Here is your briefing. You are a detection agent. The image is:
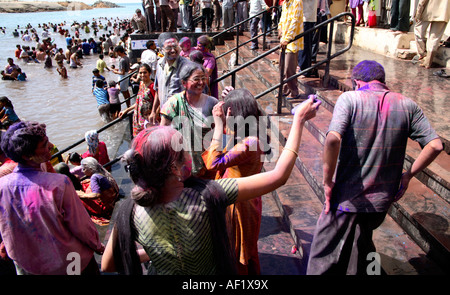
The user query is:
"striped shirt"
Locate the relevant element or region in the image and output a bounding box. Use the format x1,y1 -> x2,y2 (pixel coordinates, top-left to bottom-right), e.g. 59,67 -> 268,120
278,0 -> 304,53
328,82 -> 439,212
132,178 -> 238,275
93,87 -> 109,106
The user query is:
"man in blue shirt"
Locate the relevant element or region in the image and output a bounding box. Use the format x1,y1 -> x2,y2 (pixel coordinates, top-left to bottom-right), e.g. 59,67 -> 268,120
82,39 -> 91,55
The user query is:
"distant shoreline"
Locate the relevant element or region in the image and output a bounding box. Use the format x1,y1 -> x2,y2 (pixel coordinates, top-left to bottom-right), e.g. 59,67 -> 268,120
0,1 -> 121,13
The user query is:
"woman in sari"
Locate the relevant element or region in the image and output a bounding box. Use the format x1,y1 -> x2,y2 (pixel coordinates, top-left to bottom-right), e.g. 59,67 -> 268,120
82,130 -> 111,170
77,157 -> 119,225
100,96 -> 320,275
160,61 -> 218,178
202,88 -> 269,274
119,63 -> 158,136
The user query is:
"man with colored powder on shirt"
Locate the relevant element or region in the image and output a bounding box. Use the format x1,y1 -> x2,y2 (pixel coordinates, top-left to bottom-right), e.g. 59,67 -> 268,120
307,60 -> 443,275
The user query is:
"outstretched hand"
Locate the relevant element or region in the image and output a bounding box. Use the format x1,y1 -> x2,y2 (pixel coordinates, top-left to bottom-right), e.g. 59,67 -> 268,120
293,96 -> 320,123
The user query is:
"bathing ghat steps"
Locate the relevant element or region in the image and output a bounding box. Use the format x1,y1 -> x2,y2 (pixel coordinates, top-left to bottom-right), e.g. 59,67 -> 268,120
212,31 -> 450,274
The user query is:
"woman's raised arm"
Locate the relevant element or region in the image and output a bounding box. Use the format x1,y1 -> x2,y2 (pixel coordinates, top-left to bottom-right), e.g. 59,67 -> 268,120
235,97 -> 320,202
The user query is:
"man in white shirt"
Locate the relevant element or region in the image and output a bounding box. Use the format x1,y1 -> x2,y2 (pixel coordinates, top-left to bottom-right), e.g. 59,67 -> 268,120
140,40 -> 158,80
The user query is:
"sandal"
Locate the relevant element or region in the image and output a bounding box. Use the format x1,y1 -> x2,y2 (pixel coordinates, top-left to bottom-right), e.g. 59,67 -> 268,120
433,69 -> 449,78
411,55 -> 424,64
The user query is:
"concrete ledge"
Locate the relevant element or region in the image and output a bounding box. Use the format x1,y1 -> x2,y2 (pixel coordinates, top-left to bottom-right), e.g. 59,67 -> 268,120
333,22 -> 450,68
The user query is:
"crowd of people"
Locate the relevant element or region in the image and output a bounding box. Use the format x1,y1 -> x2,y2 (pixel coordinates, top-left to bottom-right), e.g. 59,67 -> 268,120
0,0 -> 447,276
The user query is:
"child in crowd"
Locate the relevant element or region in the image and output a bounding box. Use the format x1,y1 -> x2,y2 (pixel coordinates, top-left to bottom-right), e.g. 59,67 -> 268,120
96,54 -> 110,73
107,80 -> 121,120
0,96 -> 20,130
92,68 -> 106,92
65,152 -> 84,180
179,37 -> 194,58
44,50 -> 53,68
93,79 -> 111,122
1,69 -> 18,81
57,60 -> 68,79
15,44 -> 22,59
140,101 -> 153,130
16,68 -> 27,81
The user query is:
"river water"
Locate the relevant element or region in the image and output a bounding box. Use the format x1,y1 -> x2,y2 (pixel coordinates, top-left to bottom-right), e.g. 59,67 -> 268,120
0,3 -> 141,157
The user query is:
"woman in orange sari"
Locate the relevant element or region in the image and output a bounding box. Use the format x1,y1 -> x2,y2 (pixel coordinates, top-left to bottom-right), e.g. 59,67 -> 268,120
202,88 -> 270,274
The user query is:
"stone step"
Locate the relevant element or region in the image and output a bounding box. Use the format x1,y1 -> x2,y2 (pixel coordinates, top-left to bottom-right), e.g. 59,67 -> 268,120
260,93 -> 446,274
214,36 -> 449,273
258,193 -> 305,275
221,33 -> 450,200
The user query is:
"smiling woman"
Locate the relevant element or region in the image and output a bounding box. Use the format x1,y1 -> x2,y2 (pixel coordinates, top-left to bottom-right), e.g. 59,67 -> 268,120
160,61 -> 218,178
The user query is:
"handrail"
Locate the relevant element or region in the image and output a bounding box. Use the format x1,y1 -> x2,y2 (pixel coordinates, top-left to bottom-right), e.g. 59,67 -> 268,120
51,70 -> 138,162
117,69 -> 137,84
212,5 -> 280,74
212,12 -> 356,114
51,13 -> 355,170
50,111 -> 133,160
215,26 -> 276,60
212,5 -> 279,40
121,92 -> 137,105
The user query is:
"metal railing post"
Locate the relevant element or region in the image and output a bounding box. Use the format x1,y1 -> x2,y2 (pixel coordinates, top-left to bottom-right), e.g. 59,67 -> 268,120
324,21 -> 334,88
277,47 -> 285,114
262,11 -> 267,50
235,25 -> 240,66
128,114 -> 134,139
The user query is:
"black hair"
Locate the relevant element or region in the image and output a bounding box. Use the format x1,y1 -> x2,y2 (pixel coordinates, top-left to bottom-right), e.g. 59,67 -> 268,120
69,152 -> 82,163
96,79 -> 105,88
140,101 -> 153,117
222,89 -> 271,155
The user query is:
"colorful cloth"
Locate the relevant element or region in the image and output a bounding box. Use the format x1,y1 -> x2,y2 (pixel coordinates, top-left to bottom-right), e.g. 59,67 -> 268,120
349,0 -> 365,9
160,91 -> 217,176
278,0 -> 304,53
84,130 -> 99,156
93,87 -> 109,106
133,178 -> 238,275
0,164 -> 103,274
82,141 -> 111,168
202,51 -> 219,99
202,136 -> 263,274
80,173 -> 119,225
133,81 -> 156,136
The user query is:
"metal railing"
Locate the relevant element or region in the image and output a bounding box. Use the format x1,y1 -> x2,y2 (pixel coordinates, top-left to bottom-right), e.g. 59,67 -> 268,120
211,12 -> 356,114
52,12 -> 355,169
212,5 -> 281,88
50,69 -> 138,168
